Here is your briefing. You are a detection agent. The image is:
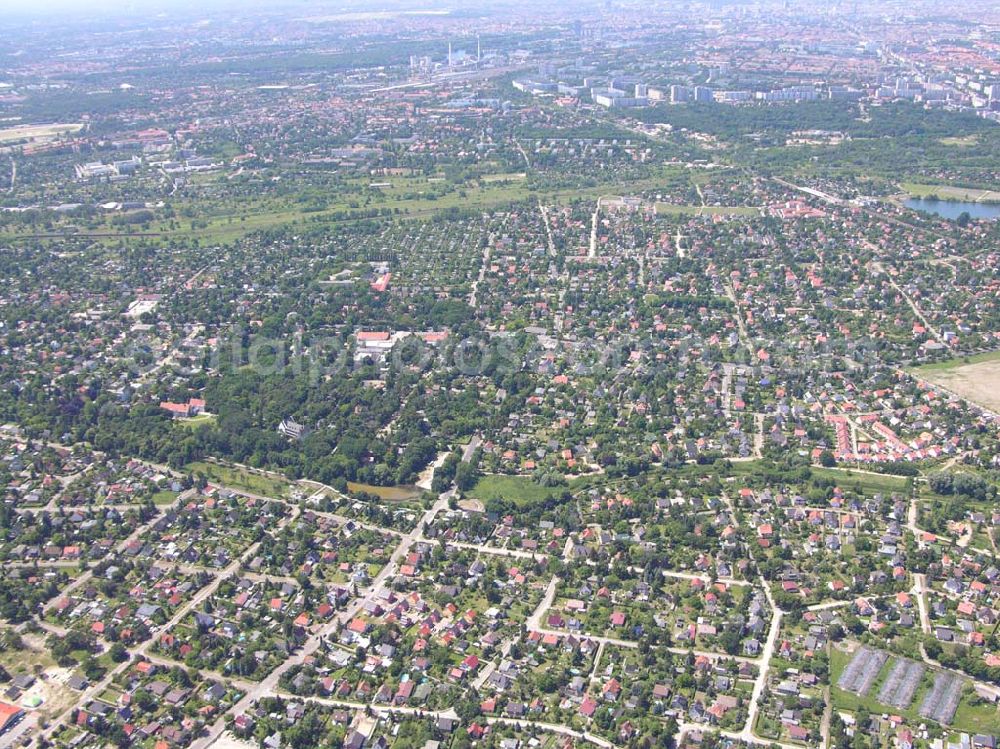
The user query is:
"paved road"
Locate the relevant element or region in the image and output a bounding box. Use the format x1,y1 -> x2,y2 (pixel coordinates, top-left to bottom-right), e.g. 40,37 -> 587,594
723,285 -> 750,347
469,242 -> 492,310
461,435 -> 481,463
486,717 -> 616,749
741,603 -> 783,742
772,176 -> 842,205
41,489 -> 195,616
626,566 -> 751,588
13,463 -> 95,514
588,198 -> 602,258
15,502 -> 146,516
674,226 -> 686,258
526,577 -> 559,631
717,489 -> 789,746
33,503 -> 295,746
677,721 -> 802,749
445,540 -> 543,560
0,711 -> 37,749
189,492 -> 454,749
905,491 -> 953,547
6,560 -> 81,569
872,259 -> 941,341
912,572 -> 932,635
908,374 -> 1000,422
538,200 -> 557,257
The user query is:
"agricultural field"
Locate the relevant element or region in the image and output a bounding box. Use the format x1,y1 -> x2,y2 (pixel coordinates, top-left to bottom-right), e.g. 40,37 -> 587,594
0,122 -> 83,145
901,182 -> 1000,203
912,350 -> 1000,414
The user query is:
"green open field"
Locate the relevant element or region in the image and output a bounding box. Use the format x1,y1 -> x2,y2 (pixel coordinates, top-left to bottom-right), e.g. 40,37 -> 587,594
185,460 -> 291,497
952,697 -> 1000,734
910,350 -> 1000,414
655,203 -> 761,217
468,474 -> 565,507
0,632 -> 82,723
911,349 -> 1000,376
901,182 -> 1000,203
0,172 -> 534,244
0,122 -> 83,144
0,165 -> 691,247
347,481 -> 422,502
150,489 -> 179,505
176,413 -> 216,429
807,465 -> 912,494
675,458 -> 913,495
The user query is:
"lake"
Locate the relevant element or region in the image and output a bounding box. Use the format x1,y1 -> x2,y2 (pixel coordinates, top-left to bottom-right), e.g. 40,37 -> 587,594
904,198 -> 1000,221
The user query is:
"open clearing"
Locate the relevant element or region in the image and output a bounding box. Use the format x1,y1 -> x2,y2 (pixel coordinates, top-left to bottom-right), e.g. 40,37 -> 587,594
806,465 -> 911,494
0,165 -> 689,247
185,459 -> 291,497
901,182 -> 1000,203
468,473 -> 573,507
0,123 -> 83,144
0,633 -> 79,722
177,412 -> 217,429
480,171 -> 527,182
346,481 -> 422,502
655,203 -> 761,217
911,350 -> 1000,413
939,135 -> 979,147
212,736 -> 259,749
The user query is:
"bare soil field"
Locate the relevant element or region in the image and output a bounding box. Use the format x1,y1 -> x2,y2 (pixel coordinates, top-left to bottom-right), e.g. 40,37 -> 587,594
915,353 -> 1000,414
213,735 -> 259,749
0,633 -> 78,723
0,123 -> 83,144
458,498 -> 485,512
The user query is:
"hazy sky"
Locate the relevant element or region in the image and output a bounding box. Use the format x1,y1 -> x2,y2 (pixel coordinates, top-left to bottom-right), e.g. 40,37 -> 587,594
1,0 -> 356,18
2,0 -> 454,14
3,0 -> 191,17
5,0 -> 144,11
